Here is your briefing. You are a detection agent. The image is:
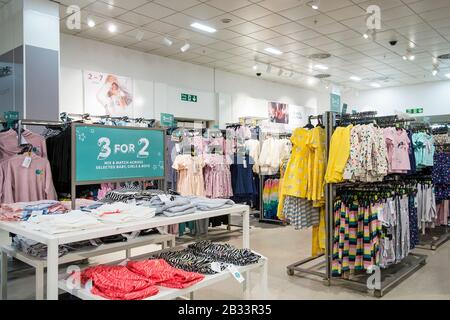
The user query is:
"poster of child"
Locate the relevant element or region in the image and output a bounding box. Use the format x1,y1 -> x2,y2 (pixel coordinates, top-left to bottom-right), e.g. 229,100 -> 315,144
268,102 -> 289,124
84,71 -> 133,117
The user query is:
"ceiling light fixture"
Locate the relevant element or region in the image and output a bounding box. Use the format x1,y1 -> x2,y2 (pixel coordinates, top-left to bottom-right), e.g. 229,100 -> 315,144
403,49 -> 415,61
307,77 -> 317,86
180,42 -> 191,52
136,30 -> 145,41
108,23 -> 117,33
370,82 -> 381,88
163,37 -> 173,46
311,0 -> 320,10
314,64 -> 328,70
253,64 -> 258,71
265,47 -> 283,55
409,42 -> 415,49
432,66 -> 439,76
446,73 -> 450,79
190,22 -> 217,33
363,32 -> 369,39
363,29 -> 376,40
87,18 -> 96,28
350,76 -> 361,82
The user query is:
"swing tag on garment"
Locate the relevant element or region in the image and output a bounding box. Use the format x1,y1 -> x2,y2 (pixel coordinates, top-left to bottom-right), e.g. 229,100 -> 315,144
175,143 -> 181,154
243,158 -> 247,169
20,136 -> 29,145
210,262 -> 223,273
22,156 -> 32,168
227,265 -> 245,284
158,194 -> 171,203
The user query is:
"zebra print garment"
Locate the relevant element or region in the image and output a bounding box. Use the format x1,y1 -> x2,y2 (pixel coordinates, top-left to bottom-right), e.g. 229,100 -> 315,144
152,249 -> 225,275
103,189 -> 166,203
187,240 -> 261,266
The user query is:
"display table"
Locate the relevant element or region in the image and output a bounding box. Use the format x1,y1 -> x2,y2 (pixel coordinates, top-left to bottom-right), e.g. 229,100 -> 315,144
59,252 -> 268,300
0,204 -> 250,300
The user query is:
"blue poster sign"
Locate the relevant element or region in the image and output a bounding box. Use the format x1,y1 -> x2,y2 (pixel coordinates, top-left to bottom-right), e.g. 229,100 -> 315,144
330,93 -> 341,113
74,125 -> 165,183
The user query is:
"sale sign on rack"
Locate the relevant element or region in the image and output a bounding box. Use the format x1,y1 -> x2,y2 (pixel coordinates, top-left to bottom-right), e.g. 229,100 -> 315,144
74,125 -> 165,183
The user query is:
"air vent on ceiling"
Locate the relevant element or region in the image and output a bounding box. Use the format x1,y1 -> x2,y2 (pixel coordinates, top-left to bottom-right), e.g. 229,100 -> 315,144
437,53 -> 450,60
314,74 -> 331,79
308,53 -> 331,60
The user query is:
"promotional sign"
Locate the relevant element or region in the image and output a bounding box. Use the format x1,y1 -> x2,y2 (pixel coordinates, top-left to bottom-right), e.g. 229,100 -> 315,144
74,125 -> 164,183
268,102 -> 289,124
330,93 -> 341,113
160,113 -> 175,127
84,70 -> 134,117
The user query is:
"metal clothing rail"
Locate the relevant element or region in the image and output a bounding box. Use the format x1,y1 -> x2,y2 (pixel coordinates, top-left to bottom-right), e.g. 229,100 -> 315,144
0,118 -> 65,145
287,111 -> 429,297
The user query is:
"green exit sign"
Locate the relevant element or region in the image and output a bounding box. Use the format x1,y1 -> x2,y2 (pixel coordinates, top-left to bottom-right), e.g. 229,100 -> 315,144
181,93 -> 198,103
406,108 -> 424,114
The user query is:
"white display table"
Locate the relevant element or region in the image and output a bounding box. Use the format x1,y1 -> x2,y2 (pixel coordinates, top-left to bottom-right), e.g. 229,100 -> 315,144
0,204 -> 251,300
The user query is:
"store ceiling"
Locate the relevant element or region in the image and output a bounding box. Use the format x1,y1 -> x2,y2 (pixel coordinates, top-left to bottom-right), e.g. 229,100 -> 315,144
46,0 -> 450,90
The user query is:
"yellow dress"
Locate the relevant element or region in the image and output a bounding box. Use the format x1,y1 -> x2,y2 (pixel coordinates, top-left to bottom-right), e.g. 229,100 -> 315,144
325,125 -> 353,183
281,128 -> 311,199
307,127 -> 326,205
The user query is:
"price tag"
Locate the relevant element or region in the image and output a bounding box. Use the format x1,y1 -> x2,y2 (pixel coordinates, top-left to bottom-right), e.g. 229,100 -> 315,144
227,265 -> 245,284
158,194 -> 171,203
22,156 -> 32,168
243,158 -> 247,169
175,143 -> 181,154
20,136 -> 29,145
210,262 -> 223,273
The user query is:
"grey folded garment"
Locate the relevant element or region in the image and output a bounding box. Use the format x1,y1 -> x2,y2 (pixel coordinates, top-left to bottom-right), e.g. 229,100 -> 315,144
187,197 -> 235,211
137,196 -> 193,215
162,206 -> 196,217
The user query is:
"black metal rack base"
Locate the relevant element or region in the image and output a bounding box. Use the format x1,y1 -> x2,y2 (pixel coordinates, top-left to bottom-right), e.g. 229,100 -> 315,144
417,226 -> 449,250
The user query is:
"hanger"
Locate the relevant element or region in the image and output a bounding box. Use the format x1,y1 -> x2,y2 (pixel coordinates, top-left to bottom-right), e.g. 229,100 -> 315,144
315,116 -> 325,129
303,116 -> 314,129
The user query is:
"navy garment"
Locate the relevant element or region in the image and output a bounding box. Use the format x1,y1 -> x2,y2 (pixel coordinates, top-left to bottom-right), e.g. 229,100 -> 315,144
165,135 -> 178,191
407,130 -> 417,175
433,152 -> 450,202
408,194 -> 419,249
231,154 -> 257,203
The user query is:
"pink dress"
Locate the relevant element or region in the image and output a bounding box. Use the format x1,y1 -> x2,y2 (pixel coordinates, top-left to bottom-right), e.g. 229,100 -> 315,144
384,128 -> 411,173
203,154 -> 233,199
172,155 -> 205,196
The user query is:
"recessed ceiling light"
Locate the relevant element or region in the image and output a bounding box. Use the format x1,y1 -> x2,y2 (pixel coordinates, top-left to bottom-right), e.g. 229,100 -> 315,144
87,19 -> 96,28
409,55 -> 415,61
265,47 -> 283,55
350,76 -> 361,82
310,0 -> 320,10
253,64 -> 258,71
314,64 -> 328,70
409,42 -> 415,48
180,42 -> 191,52
432,68 -> 439,76
190,22 -> 216,33
363,33 -> 369,39
163,37 -> 173,46
371,82 -> 381,88
136,30 -> 144,41
307,77 -> 318,86
446,73 -> 450,79
108,23 -> 117,33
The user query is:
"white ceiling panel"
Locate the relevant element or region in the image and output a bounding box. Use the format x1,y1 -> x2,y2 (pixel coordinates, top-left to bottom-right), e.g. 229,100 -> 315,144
56,0 -> 450,90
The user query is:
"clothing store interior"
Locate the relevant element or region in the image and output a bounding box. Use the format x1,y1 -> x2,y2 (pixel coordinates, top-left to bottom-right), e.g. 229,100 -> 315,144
0,0 -> 449,301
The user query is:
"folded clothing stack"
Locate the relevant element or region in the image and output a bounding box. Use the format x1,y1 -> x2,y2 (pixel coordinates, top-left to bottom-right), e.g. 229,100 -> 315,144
0,200 -> 68,222
90,202 -> 156,224
77,259 -> 204,300
12,236 -> 101,259
153,240 -> 261,274
25,210 -> 103,234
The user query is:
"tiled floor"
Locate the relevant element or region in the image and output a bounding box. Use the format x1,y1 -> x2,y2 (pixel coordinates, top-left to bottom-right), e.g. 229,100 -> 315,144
1,218 -> 449,300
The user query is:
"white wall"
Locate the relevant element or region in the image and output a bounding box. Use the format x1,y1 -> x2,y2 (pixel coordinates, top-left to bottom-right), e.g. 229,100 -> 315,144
60,34 -> 327,124
0,0 -> 23,56
343,81 -> 450,116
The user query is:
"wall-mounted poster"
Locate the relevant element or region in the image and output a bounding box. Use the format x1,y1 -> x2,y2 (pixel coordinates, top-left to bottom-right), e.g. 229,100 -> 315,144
84,70 -> 133,117
268,102 -> 289,124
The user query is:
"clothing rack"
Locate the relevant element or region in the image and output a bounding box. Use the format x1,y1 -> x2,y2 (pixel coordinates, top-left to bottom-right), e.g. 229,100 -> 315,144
61,112 -> 155,123
0,118 -> 65,145
287,111 -> 428,297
